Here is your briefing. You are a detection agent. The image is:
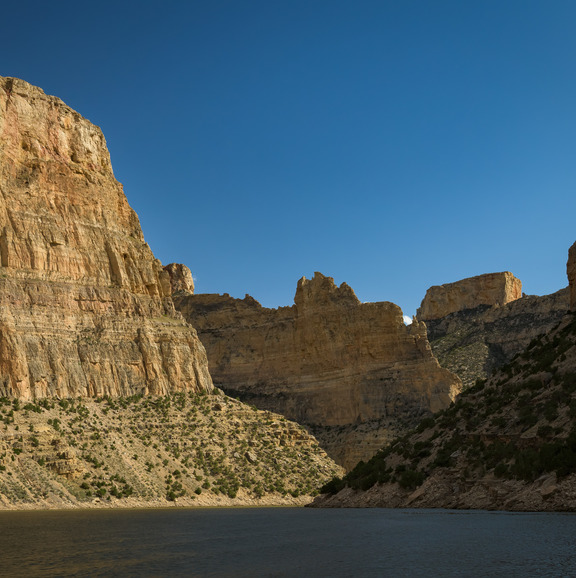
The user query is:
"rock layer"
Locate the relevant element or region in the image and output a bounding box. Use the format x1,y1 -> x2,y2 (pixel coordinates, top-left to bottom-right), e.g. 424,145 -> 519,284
417,272 -> 522,321
174,272 -> 461,469
0,76 -> 212,399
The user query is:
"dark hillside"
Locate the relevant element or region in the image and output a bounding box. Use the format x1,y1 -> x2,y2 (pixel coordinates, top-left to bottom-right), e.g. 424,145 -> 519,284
313,312 -> 576,510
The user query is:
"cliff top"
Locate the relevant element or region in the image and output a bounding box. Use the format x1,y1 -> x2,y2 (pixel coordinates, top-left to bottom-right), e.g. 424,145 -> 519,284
417,271 -> 522,321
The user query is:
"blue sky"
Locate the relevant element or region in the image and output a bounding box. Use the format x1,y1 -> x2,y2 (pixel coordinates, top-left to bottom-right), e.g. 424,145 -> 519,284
3,1 -> 575,317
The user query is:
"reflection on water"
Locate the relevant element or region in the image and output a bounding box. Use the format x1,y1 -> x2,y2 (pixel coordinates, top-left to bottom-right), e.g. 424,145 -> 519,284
1,507 -> 575,577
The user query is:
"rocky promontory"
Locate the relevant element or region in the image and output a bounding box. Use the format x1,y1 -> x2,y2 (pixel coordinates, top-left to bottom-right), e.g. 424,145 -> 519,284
417,272 -> 523,321
174,272 -> 461,469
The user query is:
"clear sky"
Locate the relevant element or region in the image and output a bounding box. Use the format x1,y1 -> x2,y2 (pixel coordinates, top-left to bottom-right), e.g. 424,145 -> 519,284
3,1 -> 575,317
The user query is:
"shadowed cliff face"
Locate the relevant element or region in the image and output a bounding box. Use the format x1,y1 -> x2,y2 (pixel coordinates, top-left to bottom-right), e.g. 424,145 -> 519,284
418,271 -> 569,390
0,77 -> 212,399
312,242 -> 576,511
568,242 -> 576,311
174,272 -> 461,469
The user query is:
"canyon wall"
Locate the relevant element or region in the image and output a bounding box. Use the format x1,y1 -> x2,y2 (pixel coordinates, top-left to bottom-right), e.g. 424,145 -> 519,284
174,272 -> 461,468
417,272 -> 522,321
568,241 -> 576,311
0,76 -> 212,399
313,242 -> 576,511
418,271 -> 569,389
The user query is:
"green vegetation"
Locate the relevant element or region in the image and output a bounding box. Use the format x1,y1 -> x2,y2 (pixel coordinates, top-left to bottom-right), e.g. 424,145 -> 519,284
322,313 -> 576,496
0,391 -> 339,506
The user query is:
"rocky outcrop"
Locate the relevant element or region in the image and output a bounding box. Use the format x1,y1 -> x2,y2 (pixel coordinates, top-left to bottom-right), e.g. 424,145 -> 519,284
568,242 -> 576,311
0,76 -> 212,399
423,287 -> 570,389
174,272 -> 461,469
164,263 -> 194,295
417,272 -> 522,321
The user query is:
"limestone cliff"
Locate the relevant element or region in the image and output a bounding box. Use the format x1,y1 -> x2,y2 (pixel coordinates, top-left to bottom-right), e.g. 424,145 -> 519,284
313,311 -> 576,511
417,272 -> 522,321
0,77 -> 212,398
174,272 -> 461,469
568,241 -> 576,311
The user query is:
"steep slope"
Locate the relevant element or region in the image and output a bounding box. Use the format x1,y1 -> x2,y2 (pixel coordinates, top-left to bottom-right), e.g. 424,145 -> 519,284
0,76 -> 211,398
0,390 -> 342,509
174,272 -> 461,469
312,243 -> 576,511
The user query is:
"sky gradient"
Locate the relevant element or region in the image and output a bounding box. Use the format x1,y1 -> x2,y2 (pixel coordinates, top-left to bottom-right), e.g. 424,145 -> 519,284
3,1 -> 575,317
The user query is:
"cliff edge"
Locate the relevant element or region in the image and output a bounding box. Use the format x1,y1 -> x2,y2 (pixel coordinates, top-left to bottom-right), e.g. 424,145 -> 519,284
417,272 -> 522,321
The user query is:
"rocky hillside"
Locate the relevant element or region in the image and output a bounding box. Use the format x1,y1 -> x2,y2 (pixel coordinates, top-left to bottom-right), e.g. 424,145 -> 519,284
312,242 -> 576,511
174,272 -> 461,469
0,390 -> 342,509
418,272 -> 569,389
0,76 -> 211,398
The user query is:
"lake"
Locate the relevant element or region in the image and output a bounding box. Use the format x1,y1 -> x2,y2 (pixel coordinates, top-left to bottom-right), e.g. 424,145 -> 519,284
1,507 -> 575,577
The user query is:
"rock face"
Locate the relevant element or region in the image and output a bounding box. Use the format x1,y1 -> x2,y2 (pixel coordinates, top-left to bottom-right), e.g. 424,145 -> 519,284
568,242 -> 576,311
0,76 -> 212,399
422,287 -> 570,389
417,272 -> 522,321
174,272 -> 461,469
164,263 -> 195,295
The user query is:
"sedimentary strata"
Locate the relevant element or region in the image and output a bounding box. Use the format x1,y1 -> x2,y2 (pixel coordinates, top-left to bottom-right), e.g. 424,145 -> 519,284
417,272 -> 522,321
0,76 -> 212,399
174,272 -> 461,469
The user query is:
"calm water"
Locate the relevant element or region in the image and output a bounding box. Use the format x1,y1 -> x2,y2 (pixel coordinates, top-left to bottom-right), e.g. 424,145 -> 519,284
1,507 -> 575,577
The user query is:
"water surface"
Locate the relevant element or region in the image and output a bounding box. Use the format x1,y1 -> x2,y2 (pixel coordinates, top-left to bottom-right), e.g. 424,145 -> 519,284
1,507 -> 575,576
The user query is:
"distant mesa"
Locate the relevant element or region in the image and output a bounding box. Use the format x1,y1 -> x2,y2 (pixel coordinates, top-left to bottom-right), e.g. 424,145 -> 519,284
417,272 -> 522,321
418,270 -> 569,390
